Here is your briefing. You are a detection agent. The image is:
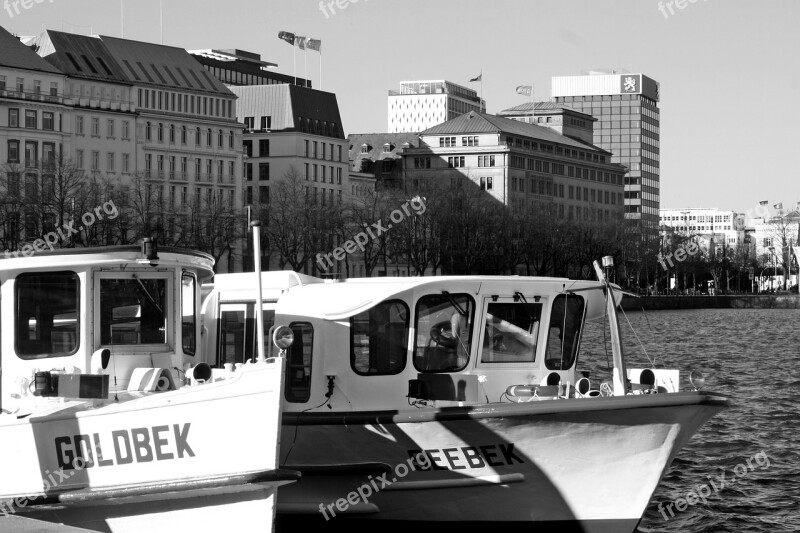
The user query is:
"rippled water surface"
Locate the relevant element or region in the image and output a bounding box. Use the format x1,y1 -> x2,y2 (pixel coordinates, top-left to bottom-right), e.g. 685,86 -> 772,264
581,308 -> 800,533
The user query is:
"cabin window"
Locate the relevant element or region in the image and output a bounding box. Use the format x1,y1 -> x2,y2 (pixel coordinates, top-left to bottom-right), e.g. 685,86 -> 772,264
181,273 -> 196,356
216,302 -> 275,366
544,294 -> 585,370
351,300 -> 409,375
480,302 -> 542,363
15,272 -> 80,359
285,322 -> 313,402
414,294 -> 474,373
99,277 -> 167,345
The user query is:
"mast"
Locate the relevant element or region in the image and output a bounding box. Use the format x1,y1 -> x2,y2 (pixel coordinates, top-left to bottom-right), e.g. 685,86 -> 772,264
251,221 -> 266,363
593,257 -> 630,396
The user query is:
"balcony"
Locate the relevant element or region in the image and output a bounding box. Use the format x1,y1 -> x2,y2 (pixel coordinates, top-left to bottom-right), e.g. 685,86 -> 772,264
1,88 -> 68,106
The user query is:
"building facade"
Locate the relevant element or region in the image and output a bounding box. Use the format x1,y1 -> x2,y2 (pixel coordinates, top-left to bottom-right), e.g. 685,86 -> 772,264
552,71 -> 660,231
229,84 -> 350,270
659,207 -> 745,250
388,80 -> 485,133
497,101 -> 596,144
0,26 -> 70,252
347,132 -> 420,190
403,111 -> 626,223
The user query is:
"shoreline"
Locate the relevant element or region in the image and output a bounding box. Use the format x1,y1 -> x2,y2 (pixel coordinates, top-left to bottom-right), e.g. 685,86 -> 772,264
619,294 -> 800,311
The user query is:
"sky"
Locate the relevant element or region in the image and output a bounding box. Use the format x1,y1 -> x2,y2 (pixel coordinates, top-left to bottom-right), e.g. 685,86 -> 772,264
3,0 -> 798,215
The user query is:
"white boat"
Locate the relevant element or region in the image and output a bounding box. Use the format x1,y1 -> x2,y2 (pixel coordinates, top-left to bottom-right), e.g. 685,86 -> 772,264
0,241 -> 296,532
199,257 -> 728,532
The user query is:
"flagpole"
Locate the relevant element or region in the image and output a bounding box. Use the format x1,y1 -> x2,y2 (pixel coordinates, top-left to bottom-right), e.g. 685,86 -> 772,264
293,35 -> 296,85
319,49 -> 322,90
304,47 -> 308,86
480,68 -> 483,110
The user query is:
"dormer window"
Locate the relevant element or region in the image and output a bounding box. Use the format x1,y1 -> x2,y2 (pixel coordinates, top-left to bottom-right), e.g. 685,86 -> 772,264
383,143 -> 394,152
361,144 -> 371,154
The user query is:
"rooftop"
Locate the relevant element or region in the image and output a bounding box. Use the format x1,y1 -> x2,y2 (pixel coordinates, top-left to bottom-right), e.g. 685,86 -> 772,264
0,26 -> 62,74
420,111 -> 609,153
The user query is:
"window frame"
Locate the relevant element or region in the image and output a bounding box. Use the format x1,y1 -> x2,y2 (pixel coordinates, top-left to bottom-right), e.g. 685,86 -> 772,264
93,271 -> 172,353
15,271 -> 81,360
350,299 -> 409,376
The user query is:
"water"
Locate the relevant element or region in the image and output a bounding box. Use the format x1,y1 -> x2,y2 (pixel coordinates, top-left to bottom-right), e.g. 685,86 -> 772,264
580,308 -> 800,533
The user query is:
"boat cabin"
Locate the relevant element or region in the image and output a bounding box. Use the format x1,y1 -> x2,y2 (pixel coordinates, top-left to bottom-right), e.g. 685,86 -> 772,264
0,244 -> 214,410
201,272 -> 621,411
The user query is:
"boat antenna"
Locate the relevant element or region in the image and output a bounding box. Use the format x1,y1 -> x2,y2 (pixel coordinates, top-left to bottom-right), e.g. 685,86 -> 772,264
251,221 -> 266,363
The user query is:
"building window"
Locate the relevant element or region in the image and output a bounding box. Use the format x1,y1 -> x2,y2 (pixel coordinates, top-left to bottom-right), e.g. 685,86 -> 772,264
229,130 -> 234,148
447,156 -> 465,168
158,123 -> 164,142
218,129 -> 223,147
42,112 -> 54,131
207,128 -> 212,145
122,153 -> 130,173
439,136 -> 456,147
25,110 -> 37,129
91,151 -> 99,171
181,125 -> 187,144
107,152 -> 115,172
122,120 -> 130,139
259,185 -> 269,204
260,116 -> 271,131
9,109 -> 19,128
337,167 -> 342,185
90,117 -> 99,136
196,127 -> 201,146
462,136 -> 478,147
478,155 -> 495,167
259,139 -> 269,157
259,162 -> 269,181
8,140 -> 20,163
245,163 -> 253,181
169,124 -> 176,143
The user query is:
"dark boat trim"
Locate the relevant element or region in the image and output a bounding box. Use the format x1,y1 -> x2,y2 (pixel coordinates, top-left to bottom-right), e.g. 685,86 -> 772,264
282,391 -> 729,425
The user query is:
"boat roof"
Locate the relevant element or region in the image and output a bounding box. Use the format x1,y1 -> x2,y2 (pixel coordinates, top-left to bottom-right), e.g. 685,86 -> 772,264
0,246 -> 215,276
272,275 -> 617,321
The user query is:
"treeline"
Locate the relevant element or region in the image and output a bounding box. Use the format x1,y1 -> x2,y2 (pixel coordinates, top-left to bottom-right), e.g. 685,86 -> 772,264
255,168 -> 652,282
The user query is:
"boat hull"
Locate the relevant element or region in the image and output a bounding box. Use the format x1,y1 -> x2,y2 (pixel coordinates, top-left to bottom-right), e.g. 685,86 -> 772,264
277,392 -> 727,533
0,360 -> 289,532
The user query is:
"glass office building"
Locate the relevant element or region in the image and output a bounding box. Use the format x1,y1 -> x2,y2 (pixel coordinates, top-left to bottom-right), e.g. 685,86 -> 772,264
552,72 -> 660,232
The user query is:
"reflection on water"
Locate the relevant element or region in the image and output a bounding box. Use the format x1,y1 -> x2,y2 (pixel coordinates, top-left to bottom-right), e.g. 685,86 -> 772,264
582,308 -> 800,533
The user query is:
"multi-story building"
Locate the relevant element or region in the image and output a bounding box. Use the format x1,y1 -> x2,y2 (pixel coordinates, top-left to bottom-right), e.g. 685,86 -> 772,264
99,35 -> 243,272
751,208 -> 800,289
659,207 -> 744,251
228,84 -> 350,270
0,26 -> 70,250
189,48 -> 310,88
552,71 -> 661,231
497,101 -> 595,144
347,132 -> 420,190
35,30 -> 136,187
403,111 -> 626,223
388,80 -> 485,133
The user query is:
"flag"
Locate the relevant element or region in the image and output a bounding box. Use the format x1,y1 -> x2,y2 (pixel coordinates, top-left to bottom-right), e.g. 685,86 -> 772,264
295,36 -> 306,49
759,200 -> 768,206
306,38 -> 321,52
278,31 -> 295,45
516,85 -> 532,96
469,73 -> 482,82
774,202 -> 783,209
